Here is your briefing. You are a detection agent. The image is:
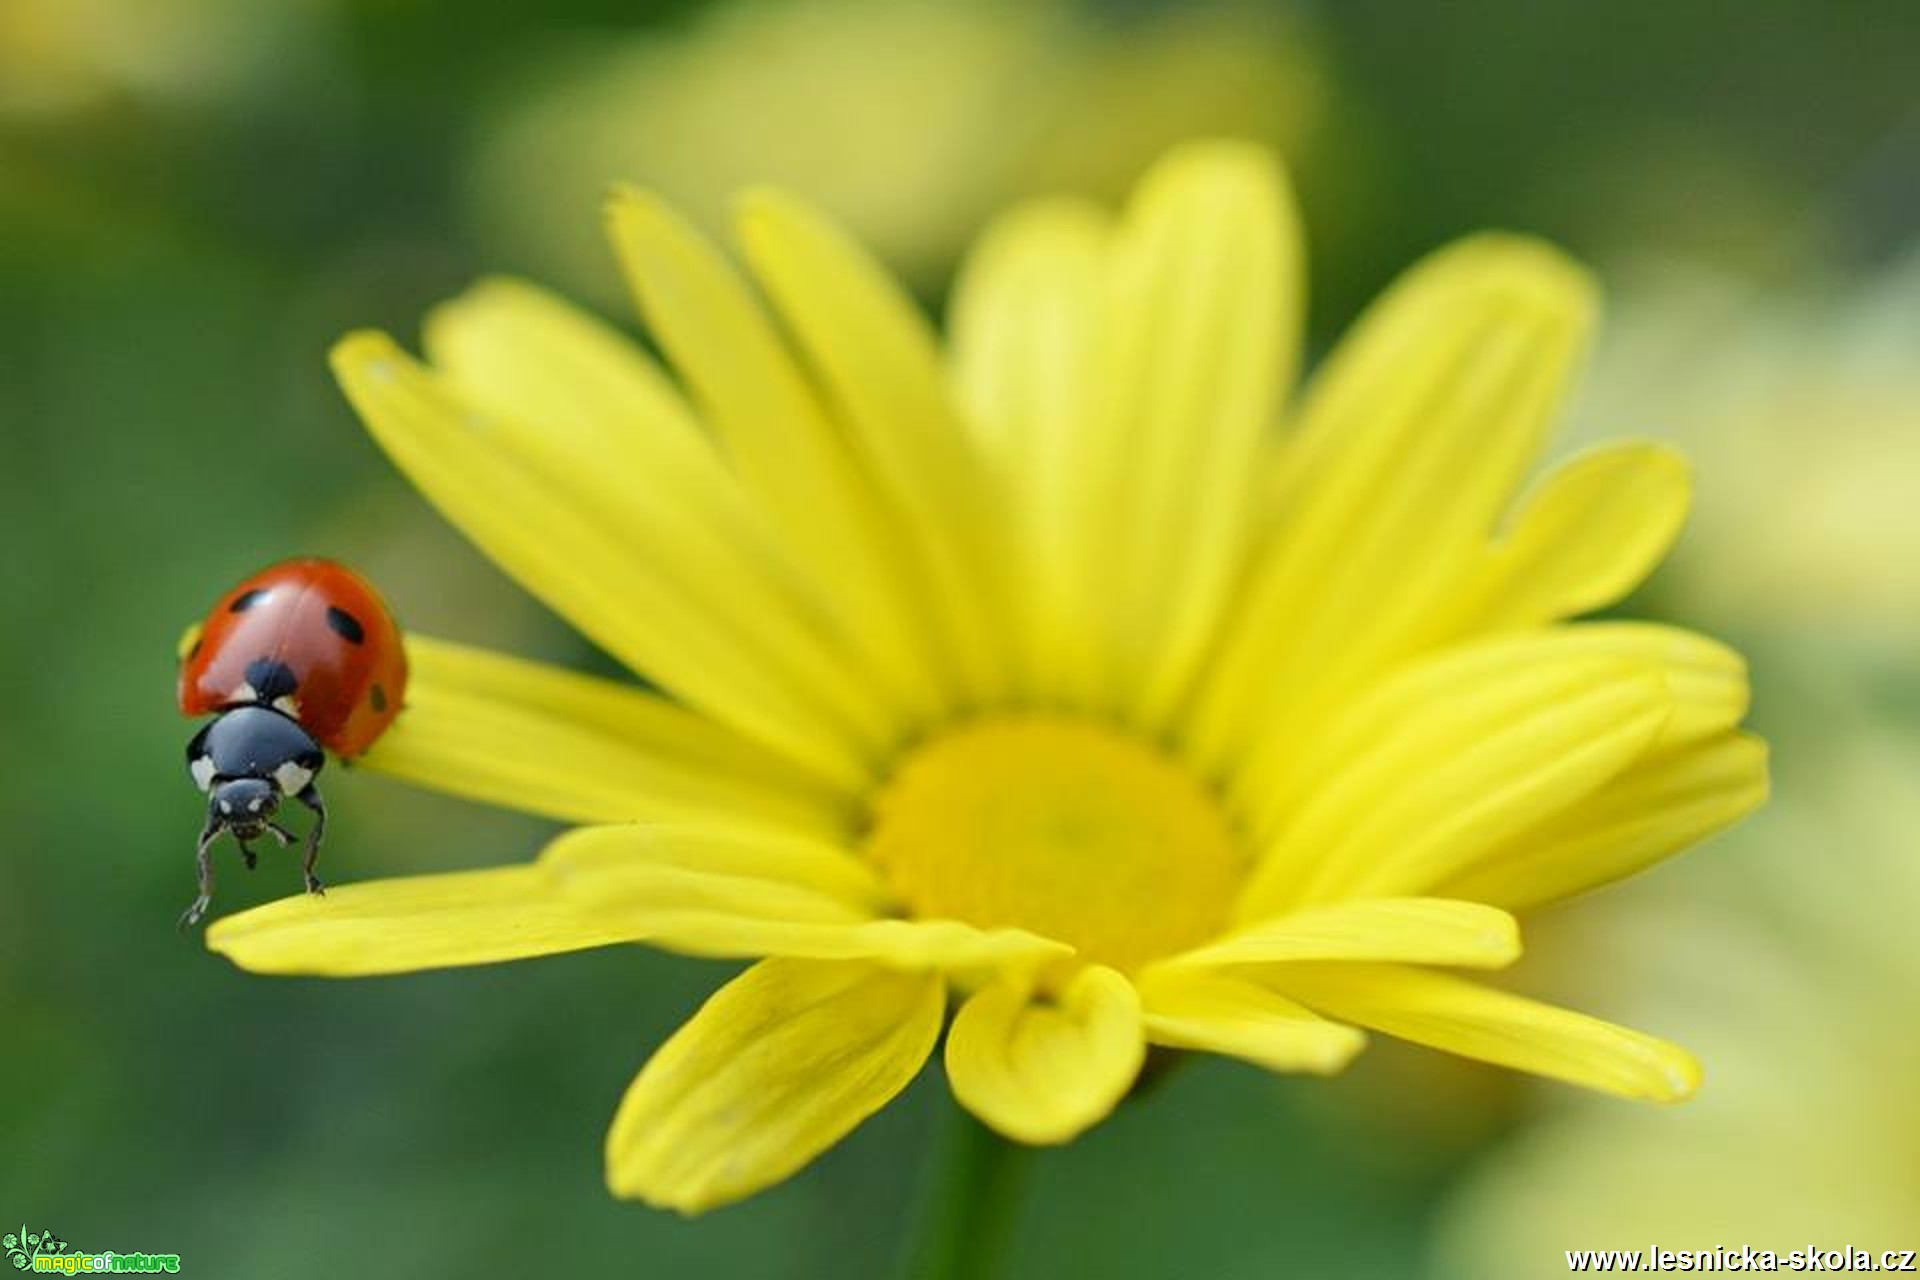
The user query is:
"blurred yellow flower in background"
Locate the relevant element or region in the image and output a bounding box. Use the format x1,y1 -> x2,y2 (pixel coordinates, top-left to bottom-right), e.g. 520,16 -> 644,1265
0,0 -> 320,118
1573,252 -> 1920,655
1435,715 -> 1920,1270
466,0 -> 1336,296
206,141 -> 1764,1213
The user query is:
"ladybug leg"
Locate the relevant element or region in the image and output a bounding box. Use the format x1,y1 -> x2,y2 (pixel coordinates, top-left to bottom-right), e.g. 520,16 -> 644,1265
178,812 -> 223,930
264,821 -> 298,848
294,782 -> 328,896
237,838 -> 258,871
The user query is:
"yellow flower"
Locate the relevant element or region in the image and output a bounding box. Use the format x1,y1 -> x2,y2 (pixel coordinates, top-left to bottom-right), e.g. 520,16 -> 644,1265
209,141 -> 1766,1214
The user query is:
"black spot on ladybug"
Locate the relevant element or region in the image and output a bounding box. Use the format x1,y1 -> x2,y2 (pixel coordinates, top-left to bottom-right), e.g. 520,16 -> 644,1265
230,588 -> 270,613
370,683 -> 388,712
326,606 -> 366,644
244,658 -> 299,702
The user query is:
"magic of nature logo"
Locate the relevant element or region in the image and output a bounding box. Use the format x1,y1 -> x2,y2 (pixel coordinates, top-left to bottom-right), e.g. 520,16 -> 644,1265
5,1226 -> 180,1274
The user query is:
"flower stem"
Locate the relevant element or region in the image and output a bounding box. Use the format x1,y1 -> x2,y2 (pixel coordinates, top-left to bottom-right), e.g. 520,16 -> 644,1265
900,1099 -> 1031,1280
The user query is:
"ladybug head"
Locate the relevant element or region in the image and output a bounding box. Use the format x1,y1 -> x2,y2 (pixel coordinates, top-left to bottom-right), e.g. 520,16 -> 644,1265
210,776 -> 282,841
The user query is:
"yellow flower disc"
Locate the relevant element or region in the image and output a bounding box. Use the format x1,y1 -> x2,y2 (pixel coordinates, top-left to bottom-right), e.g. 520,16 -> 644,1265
866,716 -> 1243,971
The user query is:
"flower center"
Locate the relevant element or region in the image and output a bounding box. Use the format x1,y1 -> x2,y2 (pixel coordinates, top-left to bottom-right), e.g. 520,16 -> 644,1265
864,715 -> 1245,972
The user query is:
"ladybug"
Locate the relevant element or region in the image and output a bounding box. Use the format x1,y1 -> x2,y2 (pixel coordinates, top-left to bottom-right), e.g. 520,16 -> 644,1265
176,557 -> 407,928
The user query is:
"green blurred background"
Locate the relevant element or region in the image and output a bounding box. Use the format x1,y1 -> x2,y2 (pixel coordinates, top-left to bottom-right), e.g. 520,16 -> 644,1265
3,1 -> 1916,1275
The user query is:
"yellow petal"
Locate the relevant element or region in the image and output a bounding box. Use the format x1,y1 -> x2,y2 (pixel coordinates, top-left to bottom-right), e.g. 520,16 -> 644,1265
544,823 -> 884,909
1442,732 -> 1769,911
543,825 -> 875,920
1189,234 -> 1597,775
1137,970 -> 1364,1074
605,190 -> 947,722
945,197 -> 1111,699
206,866 -> 635,976
1068,141 -> 1302,725
1533,623 -> 1749,750
422,281 -> 908,755
1240,643 -> 1672,915
331,331 -> 875,788
736,188 -> 1011,702
948,197 -> 1112,460
1151,898 -> 1520,974
577,916 -> 1068,971
1272,963 -> 1701,1102
1474,442 -> 1692,629
944,965 -> 1144,1144
548,826 -> 1067,970
607,958 -> 943,1213
422,276 -> 704,487
1237,623 -> 1741,842
362,636 -> 851,837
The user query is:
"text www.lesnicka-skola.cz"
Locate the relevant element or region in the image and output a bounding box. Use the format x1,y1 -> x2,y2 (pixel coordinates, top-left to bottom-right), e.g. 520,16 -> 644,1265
1567,1247 -> 1918,1273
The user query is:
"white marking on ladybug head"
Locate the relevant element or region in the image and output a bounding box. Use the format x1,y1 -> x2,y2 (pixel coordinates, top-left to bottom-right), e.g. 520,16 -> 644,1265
190,755 -> 216,793
219,799 -> 234,814
273,695 -> 300,717
247,796 -> 266,813
274,761 -> 314,797
233,681 -> 259,703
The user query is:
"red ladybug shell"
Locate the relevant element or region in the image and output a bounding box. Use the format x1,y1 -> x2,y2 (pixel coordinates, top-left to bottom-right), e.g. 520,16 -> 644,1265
178,558 -> 407,758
